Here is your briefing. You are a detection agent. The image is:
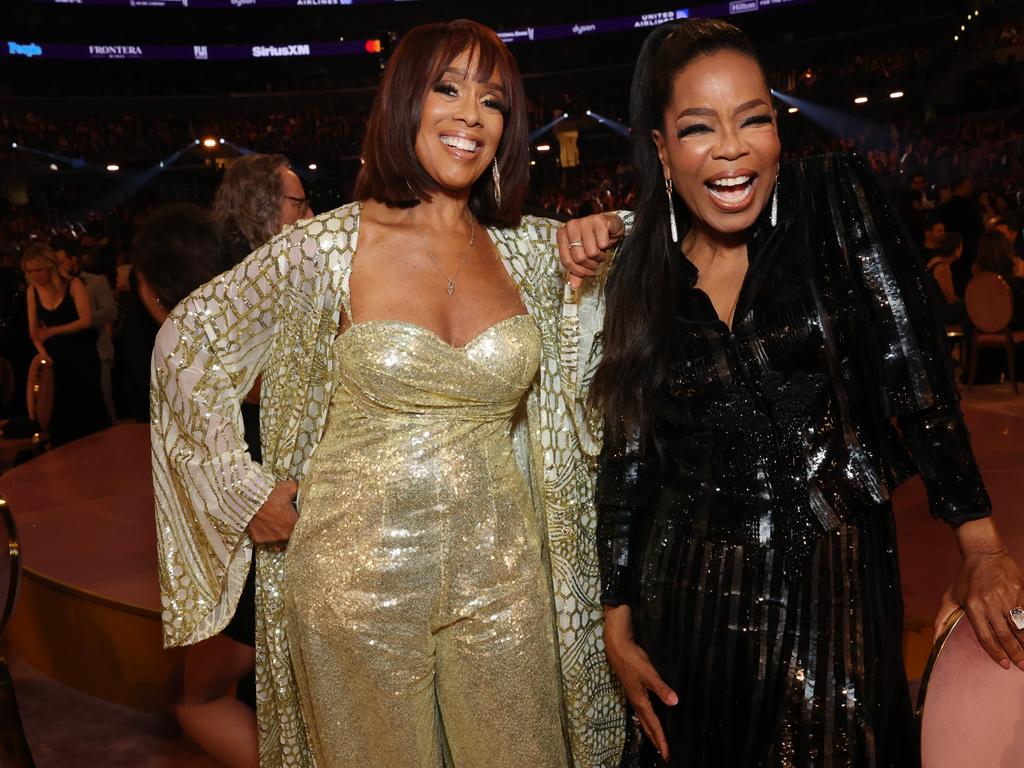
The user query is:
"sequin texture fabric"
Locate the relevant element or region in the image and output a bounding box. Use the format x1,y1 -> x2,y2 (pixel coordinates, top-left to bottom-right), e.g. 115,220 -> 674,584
284,314 -> 570,766
597,153 -> 989,767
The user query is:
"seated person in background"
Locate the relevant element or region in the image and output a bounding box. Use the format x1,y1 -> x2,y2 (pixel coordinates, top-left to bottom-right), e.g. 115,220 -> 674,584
986,213 -> 1024,265
921,215 -> 946,261
131,204 -> 259,768
974,229 -> 1024,330
925,232 -> 966,326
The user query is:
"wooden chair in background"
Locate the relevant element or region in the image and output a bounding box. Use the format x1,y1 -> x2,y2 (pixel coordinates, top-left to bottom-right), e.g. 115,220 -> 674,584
0,355 -> 54,470
965,272 -> 1024,395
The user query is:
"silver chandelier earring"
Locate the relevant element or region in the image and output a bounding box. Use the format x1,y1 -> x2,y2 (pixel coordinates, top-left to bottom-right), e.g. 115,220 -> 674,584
770,167 -> 779,227
666,177 -> 678,243
492,156 -> 502,208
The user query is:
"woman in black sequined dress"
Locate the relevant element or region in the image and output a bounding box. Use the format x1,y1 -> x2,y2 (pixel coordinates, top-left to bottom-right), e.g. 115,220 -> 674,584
560,19 -> 1024,768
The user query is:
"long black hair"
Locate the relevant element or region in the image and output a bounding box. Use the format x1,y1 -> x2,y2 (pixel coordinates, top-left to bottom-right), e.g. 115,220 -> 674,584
589,19 -> 765,443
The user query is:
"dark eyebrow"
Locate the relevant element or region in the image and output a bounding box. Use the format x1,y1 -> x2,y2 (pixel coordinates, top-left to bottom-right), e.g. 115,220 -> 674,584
441,67 -> 505,93
735,98 -> 770,114
676,98 -> 771,120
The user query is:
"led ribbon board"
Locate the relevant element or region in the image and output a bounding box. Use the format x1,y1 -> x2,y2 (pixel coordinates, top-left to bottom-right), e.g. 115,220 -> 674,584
20,0 -> 413,7
4,39 -> 381,59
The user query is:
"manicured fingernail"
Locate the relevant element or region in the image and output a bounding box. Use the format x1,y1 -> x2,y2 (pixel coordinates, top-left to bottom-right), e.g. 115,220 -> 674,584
668,693 -> 678,705
1001,659 -> 1012,669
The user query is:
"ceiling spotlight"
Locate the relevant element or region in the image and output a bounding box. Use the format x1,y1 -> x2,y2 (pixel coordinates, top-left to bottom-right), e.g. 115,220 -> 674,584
202,137 -> 217,148
954,35 -> 959,41
106,164 -> 120,172
49,163 -> 58,171
854,96 -> 868,104
961,24 -> 966,31
586,109 -> 592,116
787,106 -> 799,114
889,91 -> 905,99
975,10 -> 979,16
536,144 -> 551,152
219,138 -> 225,144
308,163 -> 318,171
530,160 -> 536,166
194,139 -> 200,145
11,142 -> 17,149
159,161 -> 165,168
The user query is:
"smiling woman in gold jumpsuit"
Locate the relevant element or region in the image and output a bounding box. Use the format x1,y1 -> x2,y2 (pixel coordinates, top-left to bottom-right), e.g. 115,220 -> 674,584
151,20 -> 630,768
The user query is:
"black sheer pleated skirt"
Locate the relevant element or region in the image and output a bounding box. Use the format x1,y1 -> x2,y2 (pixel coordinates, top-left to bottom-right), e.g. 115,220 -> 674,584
624,504 -> 919,768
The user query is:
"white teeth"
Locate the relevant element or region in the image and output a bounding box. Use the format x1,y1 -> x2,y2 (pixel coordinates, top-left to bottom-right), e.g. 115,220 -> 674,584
710,175 -> 751,187
440,136 -> 478,152
707,184 -> 754,204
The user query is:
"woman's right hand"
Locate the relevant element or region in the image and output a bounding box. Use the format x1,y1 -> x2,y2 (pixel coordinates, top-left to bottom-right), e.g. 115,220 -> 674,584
246,480 -> 299,544
604,604 -> 678,761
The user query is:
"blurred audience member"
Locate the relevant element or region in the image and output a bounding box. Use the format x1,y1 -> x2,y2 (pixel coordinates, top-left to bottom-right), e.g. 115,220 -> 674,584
940,176 -> 984,294
131,203 -> 257,768
22,243 -> 110,445
212,153 -> 312,262
56,239 -> 117,422
921,216 -> 946,260
987,213 -> 1023,263
925,232 -> 966,326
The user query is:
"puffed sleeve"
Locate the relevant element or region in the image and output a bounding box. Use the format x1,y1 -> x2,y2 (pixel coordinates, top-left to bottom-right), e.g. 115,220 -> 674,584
827,152 -> 990,526
151,226 -> 315,647
595,425 -> 657,606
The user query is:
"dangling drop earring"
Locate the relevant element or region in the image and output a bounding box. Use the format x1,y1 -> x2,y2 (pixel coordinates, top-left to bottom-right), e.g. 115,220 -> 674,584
666,177 -> 678,243
492,156 -> 502,208
770,167 -> 779,227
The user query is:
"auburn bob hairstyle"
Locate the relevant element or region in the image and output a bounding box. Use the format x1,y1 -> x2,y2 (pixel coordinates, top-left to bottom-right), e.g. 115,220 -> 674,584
355,19 -> 529,227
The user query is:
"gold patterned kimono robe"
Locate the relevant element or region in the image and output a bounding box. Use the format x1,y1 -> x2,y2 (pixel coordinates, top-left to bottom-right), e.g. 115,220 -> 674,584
151,201 -> 632,767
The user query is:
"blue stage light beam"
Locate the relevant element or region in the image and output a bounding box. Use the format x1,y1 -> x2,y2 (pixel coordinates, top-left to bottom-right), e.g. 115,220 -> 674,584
529,114 -> 569,143
584,109 -> 630,138
71,141 -> 197,225
770,89 -> 883,145
219,140 -> 315,183
10,141 -> 93,171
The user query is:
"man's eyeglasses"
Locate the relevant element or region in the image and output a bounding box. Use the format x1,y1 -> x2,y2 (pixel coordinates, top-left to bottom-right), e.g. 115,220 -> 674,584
284,195 -> 311,211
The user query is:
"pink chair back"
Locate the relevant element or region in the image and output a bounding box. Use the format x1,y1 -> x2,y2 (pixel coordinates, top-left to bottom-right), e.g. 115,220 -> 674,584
919,610 -> 1024,766
965,273 -> 1014,333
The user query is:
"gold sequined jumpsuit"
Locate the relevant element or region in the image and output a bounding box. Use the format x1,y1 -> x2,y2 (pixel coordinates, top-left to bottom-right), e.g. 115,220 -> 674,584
284,313 -> 569,768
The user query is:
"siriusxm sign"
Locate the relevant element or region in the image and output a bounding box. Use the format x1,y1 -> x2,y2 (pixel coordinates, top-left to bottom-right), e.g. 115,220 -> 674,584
8,42 -> 44,58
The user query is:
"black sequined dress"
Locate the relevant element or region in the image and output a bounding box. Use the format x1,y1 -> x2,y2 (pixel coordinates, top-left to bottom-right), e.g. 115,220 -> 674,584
597,153 -> 991,768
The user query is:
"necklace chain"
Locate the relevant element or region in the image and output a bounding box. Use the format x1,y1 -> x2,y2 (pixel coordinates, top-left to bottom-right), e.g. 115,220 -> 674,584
424,215 -> 476,296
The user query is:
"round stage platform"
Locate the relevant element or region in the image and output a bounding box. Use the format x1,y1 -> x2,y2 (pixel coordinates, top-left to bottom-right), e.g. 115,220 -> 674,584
0,423 -> 180,712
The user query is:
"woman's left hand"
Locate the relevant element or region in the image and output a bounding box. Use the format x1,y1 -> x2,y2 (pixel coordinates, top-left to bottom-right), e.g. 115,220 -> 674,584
939,535 -> 1024,669
30,325 -> 52,343
556,212 -> 625,290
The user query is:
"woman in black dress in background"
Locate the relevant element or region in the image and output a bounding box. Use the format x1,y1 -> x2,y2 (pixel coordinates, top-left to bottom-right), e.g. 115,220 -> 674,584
561,19 -> 1024,768
23,242 -> 110,445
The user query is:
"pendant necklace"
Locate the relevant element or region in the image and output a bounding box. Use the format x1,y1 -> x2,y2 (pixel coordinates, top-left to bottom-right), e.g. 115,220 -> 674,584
425,214 -> 476,296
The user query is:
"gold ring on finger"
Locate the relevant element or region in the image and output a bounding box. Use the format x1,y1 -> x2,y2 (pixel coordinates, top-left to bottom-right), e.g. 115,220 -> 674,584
568,240 -> 584,249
